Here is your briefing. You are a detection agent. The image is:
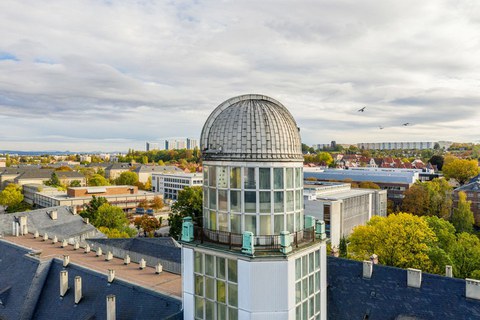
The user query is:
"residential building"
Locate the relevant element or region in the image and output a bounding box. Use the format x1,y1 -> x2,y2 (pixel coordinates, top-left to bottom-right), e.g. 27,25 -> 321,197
1,168 -> 86,189
152,172 -> 203,201
187,138 -> 199,150
105,163 -> 132,180
146,142 -> 160,151
133,165 -> 183,184
304,182 -> 387,247
181,94 -> 327,320
357,141 -> 453,150
147,138 -> 199,151
453,175 -> 480,226
0,157 -> 6,167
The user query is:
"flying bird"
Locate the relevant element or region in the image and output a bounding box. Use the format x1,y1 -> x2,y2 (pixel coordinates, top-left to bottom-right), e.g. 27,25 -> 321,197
358,107 -> 366,112
402,122 -> 411,126
379,126 -> 384,130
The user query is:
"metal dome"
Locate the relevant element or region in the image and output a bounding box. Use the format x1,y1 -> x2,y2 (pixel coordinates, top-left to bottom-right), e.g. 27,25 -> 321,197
200,94 -> 303,162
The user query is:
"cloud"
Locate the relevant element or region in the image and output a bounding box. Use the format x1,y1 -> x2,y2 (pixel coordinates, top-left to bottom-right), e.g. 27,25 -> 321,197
0,0 -> 479,151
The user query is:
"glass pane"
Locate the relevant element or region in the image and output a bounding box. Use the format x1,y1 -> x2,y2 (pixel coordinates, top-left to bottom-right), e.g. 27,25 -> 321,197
229,307 -> 238,320
296,167 -> 302,188
217,166 -> 228,188
218,190 -> 228,211
309,253 -> 314,273
287,213 -> 294,233
315,250 -> 320,269
302,256 -> 308,277
286,168 -> 294,189
217,280 -> 226,303
274,215 -> 284,233
216,257 -> 226,279
259,215 -> 271,235
203,187 -> 209,209
315,272 -> 320,291
245,191 -> 256,213
218,213 -> 228,232
217,303 -> 227,319
209,188 -> 216,210
228,259 -> 238,283
195,275 -> 204,296
194,252 -> 203,274
228,283 -> 238,307
259,191 -> 271,213
302,302 -> 308,320
230,167 -> 241,189
203,166 -> 209,185
309,295 -> 314,317
296,190 -> 302,210
195,296 -> 204,319
209,211 -> 217,230
296,306 -> 301,320
259,168 -> 271,189
205,300 -> 215,319
205,277 -> 215,299
244,215 -> 256,234
274,191 -> 284,213
302,278 -> 308,300
205,254 -> 214,277
309,275 -> 314,295
295,258 -> 302,280
231,214 -> 241,234
274,168 -> 283,189
286,191 -> 294,212
230,190 -> 241,212
209,166 -> 216,187
315,292 -> 320,313
244,167 -> 256,189
296,281 -> 302,303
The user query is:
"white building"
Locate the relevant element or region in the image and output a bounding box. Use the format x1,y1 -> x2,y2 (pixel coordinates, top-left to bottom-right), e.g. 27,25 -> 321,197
357,141 -> 438,150
180,94 -> 327,320
152,172 -> 203,201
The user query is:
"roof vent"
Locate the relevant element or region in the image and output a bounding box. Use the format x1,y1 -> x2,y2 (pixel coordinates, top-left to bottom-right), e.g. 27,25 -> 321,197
49,210 -> 58,220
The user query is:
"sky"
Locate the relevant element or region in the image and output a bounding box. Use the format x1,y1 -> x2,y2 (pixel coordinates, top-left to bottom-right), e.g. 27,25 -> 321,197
0,0 -> 479,152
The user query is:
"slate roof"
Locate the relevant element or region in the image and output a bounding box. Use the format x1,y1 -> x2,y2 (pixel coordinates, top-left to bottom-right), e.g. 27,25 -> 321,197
14,169 -> 84,181
327,256 -> 480,320
456,178 -> 480,192
106,163 -> 132,171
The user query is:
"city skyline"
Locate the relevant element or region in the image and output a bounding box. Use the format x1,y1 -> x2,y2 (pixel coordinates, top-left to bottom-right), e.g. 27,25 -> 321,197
1,1 -> 480,152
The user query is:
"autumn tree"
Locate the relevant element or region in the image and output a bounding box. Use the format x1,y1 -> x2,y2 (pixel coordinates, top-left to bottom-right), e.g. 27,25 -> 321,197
316,152 -> 333,166
134,214 -> 161,237
115,171 -> 139,185
442,157 -> 479,185
402,179 -> 452,218
150,196 -> 164,210
0,184 -> 24,209
451,191 -> 474,233
99,226 -> 131,238
137,199 -> 149,209
358,181 -> 380,189
88,174 -> 110,186
168,186 -> 203,239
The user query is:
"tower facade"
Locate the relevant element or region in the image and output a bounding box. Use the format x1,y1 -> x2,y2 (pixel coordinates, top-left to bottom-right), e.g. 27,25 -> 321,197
181,94 -> 327,320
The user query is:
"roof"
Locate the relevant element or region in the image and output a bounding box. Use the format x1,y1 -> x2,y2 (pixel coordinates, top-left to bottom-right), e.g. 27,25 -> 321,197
200,94 -> 303,162
106,163 -> 132,171
304,169 -> 418,184
15,169 -> 85,181
456,179 -> 480,192
133,165 -> 182,174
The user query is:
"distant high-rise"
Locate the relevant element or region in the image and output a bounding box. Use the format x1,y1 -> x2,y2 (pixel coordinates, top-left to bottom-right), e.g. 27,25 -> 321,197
146,138 -> 198,151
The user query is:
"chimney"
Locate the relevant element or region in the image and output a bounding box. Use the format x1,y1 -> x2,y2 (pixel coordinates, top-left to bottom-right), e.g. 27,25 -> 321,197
71,206 -> 77,215
63,255 -> 70,267
139,258 -> 146,270
84,244 -> 91,254
155,263 -> 163,274
124,254 -> 130,265
446,265 -> 453,278
84,218 -> 89,224
363,260 -> 373,279
34,230 -> 39,238
108,269 -> 115,283
60,270 -> 68,297
50,210 -> 58,220
105,251 -> 113,261
43,233 -> 49,241
96,247 -> 103,257
61,239 -> 68,248
331,246 -> 339,257
52,235 -> 58,244
106,295 -> 116,320
407,268 -> 422,288
466,278 -> 480,300
19,216 -> 28,235
370,254 -> 379,264
73,241 -> 80,250
74,276 -> 82,304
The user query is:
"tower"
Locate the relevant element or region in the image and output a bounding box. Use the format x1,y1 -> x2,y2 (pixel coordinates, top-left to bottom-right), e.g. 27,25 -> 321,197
181,94 -> 327,320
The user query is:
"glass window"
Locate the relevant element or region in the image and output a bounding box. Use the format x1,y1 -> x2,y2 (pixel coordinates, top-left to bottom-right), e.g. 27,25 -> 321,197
217,280 -> 226,303
216,257 -> 226,279
296,258 -> 302,280
218,190 -> 228,211
194,251 -> 203,274
315,292 -> 320,313
230,167 -> 241,189
309,253 -> 314,273
195,296 -> 204,319
195,275 -> 204,296
274,191 -> 284,213
259,168 -> 271,189
203,187 -> 209,209
259,191 -> 271,213
287,213 -> 294,233
302,278 -> 308,300
217,303 -> 227,319
217,166 -> 228,188
209,211 -> 217,230
218,213 -> 228,232
296,281 -> 302,303
259,215 -> 271,235
296,306 -> 301,320
315,250 -> 320,269
205,254 -> 214,277
231,214 -> 241,234
244,215 -> 256,234
302,255 -> 308,277
230,190 -> 241,212
315,272 -> 320,291
203,166 -> 209,185
228,259 -> 237,283
244,168 -> 256,189
274,168 -> 283,189
309,294 -> 314,316
209,166 -> 216,187
205,300 -> 214,319
209,188 -> 216,210
296,167 -> 302,188
205,277 -> 215,299
286,191 -> 294,212
309,275 -> 314,295
228,283 -> 238,307
296,190 -> 302,210
229,307 -> 238,320
286,168 -> 294,189
245,191 -> 256,213
274,215 -> 284,233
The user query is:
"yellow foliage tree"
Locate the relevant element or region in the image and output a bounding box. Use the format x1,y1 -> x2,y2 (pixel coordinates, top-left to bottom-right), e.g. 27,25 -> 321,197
442,157 -> 479,185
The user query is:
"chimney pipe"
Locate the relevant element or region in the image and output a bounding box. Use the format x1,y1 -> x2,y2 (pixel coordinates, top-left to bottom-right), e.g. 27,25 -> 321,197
50,210 -> 58,220
74,276 -> 82,304
96,247 -> 103,257
363,260 -> 373,279
73,241 -> 80,250
71,206 -> 77,215
446,265 -> 453,278
139,258 -> 146,270
60,270 -> 68,297
61,239 -> 68,248
155,263 -> 163,274
34,230 -> 39,238
52,235 -> 58,244
84,218 -> 89,224
331,246 -> 339,257
43,233 -> 49,241
105,251 -> 113,261
124,254 -> 130,265
106,295 -> 116,320
63,255 -> 70,267
84,244 -> 91,253
108,269 -> 115,283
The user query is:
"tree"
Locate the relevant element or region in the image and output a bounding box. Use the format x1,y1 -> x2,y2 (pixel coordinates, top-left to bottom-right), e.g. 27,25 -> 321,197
99,226 -> 131,238
451,191 -> 474,233
429,155 -> 444,171
80,196 -> 108,222
442,157 -> 479,185
348,213 -> 436,270
46,172 -> 61,187
150,196 -> 164,210
402,179 -> 452,218
451,232 -> 480,278
94,203 -> 129,230
339,237 -> 348,258
401,183 -> 430,216
134,214 -> 161,237
0,184 -> 24,209
115,171 -> 139,185
88,174 -> 110,186
316,152 -> 333,166
358,181 -> 380,189
70,180 -> 81,187
144,176 -> 152,191
168,186 -> 203,239
423,216 -> 456,253
138,199 -> 149,209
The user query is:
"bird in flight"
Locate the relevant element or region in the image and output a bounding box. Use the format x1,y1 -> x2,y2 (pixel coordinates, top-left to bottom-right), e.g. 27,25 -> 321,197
402,122 -> 411,126
358,107 -> 366,112
379,126 -> 384,130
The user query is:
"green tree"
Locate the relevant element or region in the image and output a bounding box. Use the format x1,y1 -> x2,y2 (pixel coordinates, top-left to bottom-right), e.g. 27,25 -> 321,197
134,214 -> 161,237
88,174 -> 110,186
451,191 -> 474,233
423,216 -> 456,253
0,184 -> 24,209
70,180 -> 81,187
115,171 -> 139,185
168,186 -> 203,239
79,196 -> 108,222
339,237 -> 348,258
442,157 -> 479,185
94,203 -> 129,230
429,155 -> 444,171
99,226 -> 131,238
451,232 -> 480,278
46,172 -> 61,187
402,179 -> 452,218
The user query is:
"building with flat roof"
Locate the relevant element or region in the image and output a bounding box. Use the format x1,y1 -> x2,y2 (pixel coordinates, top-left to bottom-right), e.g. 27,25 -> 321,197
453,175 -> 480,226
152,172 -> 203,201
133,165 -> 183,184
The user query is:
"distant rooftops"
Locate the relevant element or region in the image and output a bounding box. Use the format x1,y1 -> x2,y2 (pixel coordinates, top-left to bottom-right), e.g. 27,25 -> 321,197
304,168 -> 419,185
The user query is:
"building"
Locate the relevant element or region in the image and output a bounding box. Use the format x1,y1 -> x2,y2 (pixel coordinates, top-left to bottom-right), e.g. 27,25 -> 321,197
0,168 -> 86,189
357,141 -> 453,151
146,142 -> 160,151
180,94 -> 327,320
304,182 -> 387,247
133,165 -> 183,184
105,163 -> 132,180
152,172 -> 203,201
453,175 -> 480,226
187,138 -> 199,150
0,157 -> 6,167
147,138 -> 199,151
23,184 -> 60,205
